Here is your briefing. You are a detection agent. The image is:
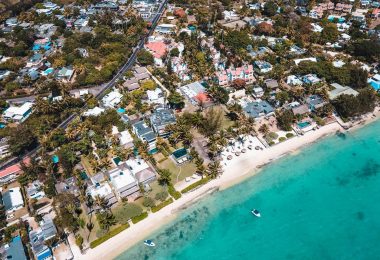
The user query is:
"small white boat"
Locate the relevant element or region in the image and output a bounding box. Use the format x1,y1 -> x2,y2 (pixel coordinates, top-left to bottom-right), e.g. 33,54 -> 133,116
144,240 -> 155,247
251,209 -> 261,218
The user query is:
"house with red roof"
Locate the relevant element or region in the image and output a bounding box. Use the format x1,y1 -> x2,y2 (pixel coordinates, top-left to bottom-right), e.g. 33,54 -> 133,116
144,41 -> 167,67
0,158 -> 30,186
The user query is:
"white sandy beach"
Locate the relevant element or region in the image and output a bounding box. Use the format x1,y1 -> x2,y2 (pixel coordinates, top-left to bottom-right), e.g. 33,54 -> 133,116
68,110 -> 380,260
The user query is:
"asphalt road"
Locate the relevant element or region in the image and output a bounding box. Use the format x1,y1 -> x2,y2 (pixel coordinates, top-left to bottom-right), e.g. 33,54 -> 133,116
0,1 -> 168,170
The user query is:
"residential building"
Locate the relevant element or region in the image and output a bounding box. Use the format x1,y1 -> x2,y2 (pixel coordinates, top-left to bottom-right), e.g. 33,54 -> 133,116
306,95 -> 327,111
3,102 -> 33,123
125,158 -> 156,185
252,87 -> 264,98
55,177 -> 80,197
26,180 -> 46,200
0,163 -> 24,186
216,65 -> 256,86
253,61 -> 273,74
155,24 -> 176,34
0,70 -> 11,80
291,104 -> 309,116
87,182 -> 117,208
83,107 -> 105,117
145,41 -> 167,67
102,90 -> 123,108
294,57 -> 317,66
132,121 -> 156,152
180,81 -> 210,106
302,74 -> 321,85
368,74 -> 380,91
108,166 -> 139,199
29,227 -> 53,260
150,108 -> 176,137
287,75 -> 303,86
56,67 -> 75,82
0,138 -> 10,159
242,100 -> 275,119
26,53 -> 44,68
2,187 -> 24,214
329,83 -> 359,99
264,79 -> 279,89
0,236 -> 27,260
146,88 -> 165,106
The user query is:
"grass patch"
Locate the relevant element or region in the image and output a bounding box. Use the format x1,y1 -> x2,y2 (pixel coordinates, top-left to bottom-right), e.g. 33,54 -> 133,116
151,198 -> 174,213
90,223 -> 130,248
157,159 -> 196,183
80,156 -> 94,176
181,177 -> 209,194
131,212 -> 148,224
168,185 -> 181,200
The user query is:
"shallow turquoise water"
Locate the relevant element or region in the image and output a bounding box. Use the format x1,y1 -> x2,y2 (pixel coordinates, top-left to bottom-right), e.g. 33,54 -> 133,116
118,121 -> 380,260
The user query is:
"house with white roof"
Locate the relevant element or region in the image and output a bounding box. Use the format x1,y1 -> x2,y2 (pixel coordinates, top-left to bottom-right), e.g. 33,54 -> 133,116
287,75 -> 303,86
26,180 -> 45,200
102,90 -> 123,108
83,107 -> 105,117
146,88 -> 165,106
108,166 -> 139,199
294,57 -> 317,66
3,102 -> 33,123
119,130 -> 134,148
302,74 -> 321,85
1,187 -> 24,214
125,158 -> 156,185
87,182 -> 117,208
155,24 -> 176,34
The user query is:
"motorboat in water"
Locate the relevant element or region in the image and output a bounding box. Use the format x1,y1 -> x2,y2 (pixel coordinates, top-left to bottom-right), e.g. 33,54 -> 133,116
144,240 -> 156,247
251,209 -> 261,217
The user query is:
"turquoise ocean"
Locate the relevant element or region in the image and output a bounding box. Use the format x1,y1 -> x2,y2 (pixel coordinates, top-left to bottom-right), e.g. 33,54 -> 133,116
118,120 -> 380,260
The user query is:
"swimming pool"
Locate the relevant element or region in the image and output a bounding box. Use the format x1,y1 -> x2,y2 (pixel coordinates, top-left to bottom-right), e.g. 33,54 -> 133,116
42,68 -> 54,76
113,157 -> 122,166
117,108 -> 126,113
297,121 -> 311,129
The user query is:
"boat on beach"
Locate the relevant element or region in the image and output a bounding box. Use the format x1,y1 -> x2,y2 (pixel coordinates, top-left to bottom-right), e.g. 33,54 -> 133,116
251,209 -> 261,217
144,240 -> 155,247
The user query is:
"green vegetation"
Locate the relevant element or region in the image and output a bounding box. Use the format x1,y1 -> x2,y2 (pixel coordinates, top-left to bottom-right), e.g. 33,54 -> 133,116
168,185 -> 182,200
181,177 -> 210,193
90,223 -> 130,249
114,203 -> 143,225
151,198 -> 174,213
131,212 -> 149,224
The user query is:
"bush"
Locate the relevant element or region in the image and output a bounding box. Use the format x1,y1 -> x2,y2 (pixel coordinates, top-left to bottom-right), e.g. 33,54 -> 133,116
151,198 -> 174,213
75,235 -> 84,249
269,141 -> 275,146
155,191 -> 169,202
131,212 -> 148,224
114,203 -> 143,224
314,117 -> 325,126
90,223 -> 130,248
143,197 -> 156,208
168,185 -> 181,200
267,132 -> 279,140
181,177 -> 209,194
285,133 -> 294,138
279,137 -> 286,142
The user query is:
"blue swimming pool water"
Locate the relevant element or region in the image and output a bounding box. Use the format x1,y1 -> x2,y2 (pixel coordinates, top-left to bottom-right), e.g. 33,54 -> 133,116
297,121 -> 311,129
117,108 -> 126,113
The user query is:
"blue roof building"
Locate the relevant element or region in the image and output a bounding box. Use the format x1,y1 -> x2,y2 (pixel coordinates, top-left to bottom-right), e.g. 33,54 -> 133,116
1,235 -> 27,260
243,100 -> 275,118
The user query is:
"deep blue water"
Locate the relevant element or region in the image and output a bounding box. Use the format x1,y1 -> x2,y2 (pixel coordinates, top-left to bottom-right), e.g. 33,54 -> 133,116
118,120 -> 380,260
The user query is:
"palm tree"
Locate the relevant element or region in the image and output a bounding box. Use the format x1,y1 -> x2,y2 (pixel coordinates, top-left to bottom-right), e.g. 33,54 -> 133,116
86,222 -> 94,242
97,212 -> 116,231
158,169 -> 172,186
94,195 -> 109,212
259,124 -> 270,135
208,160 -> 222,179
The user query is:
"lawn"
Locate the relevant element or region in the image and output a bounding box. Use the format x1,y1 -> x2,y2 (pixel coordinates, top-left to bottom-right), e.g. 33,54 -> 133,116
158,158 -> 196,183
81,156 -> 94,176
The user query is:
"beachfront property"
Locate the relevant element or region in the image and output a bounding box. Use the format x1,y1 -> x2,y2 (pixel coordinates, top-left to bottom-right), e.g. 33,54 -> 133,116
0,235 -> 27,260
328,83 -> 359,100
125,158 -> 156,185
253,61 -> 273,74
3,102 -> 33,123
87,182 -> 118,209
1,187 -> 24,214
241,99 -> 275,119
132,121 -> 157,152
306,95 -> 327,111
102,90 -> 123,108
150,108 -> 176,137
108,165 -> 140,199
291,103 -> 310,116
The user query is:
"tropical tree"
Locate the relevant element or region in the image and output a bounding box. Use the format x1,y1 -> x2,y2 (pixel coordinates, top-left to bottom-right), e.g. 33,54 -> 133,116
157,169 -> 172,186
208,160 -> 222,179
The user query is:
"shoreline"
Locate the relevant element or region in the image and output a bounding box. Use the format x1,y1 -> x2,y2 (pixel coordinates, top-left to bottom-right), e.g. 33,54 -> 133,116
69,112 -> 379,260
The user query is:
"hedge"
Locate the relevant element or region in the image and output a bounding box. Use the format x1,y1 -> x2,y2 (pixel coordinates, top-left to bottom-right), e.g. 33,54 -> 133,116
168,185 -> 181,200
90,223 -> 130,248
151,198 -> 174,213
181,177 -> 209,194
131,212 -> 148,224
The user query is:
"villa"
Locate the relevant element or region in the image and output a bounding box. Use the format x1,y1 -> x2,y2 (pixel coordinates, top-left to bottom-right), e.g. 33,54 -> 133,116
180,81 -> 210,106
145,41 -> 167,67
287,75 -> 303,86
146,88 -> 165,106
2,187 -> 24,214
132,121 -> 157,152
87,182 -> 117,209
216,65 -> 256,86
328,83 -> 359,99
242,100 -> 275,119
155,24 -> 176,34
102,90 -> 123,108
0,236 -> 27,260
368,74 -> 380,91
56,67 -> 75,82
108,166 -> 139,199
26,180 -> 46,200
306,95 -> 327,111
253,61 -> 273,74
83,107 -> 105,117
150,108 -> 176,137
29,217 -> 57,260
125,158 -> 156,185
3,102 -> 33,123
302,74 -> 321,85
